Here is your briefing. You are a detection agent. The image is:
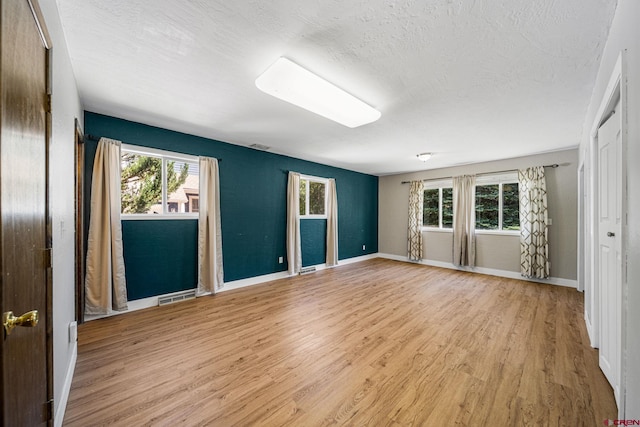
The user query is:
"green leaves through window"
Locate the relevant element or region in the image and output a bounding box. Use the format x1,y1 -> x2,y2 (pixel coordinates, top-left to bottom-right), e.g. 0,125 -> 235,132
299,176 -> 327,217
121,147 -> 199,216
422,187 -> 453,229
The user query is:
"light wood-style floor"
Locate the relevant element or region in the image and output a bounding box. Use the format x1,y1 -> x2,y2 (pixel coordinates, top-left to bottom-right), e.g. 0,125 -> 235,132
64,258 -> 616,426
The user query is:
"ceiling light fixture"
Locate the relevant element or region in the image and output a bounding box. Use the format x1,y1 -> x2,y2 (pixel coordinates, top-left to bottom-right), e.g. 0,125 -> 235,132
417,153 -> 432,162
255,57 -> 381,128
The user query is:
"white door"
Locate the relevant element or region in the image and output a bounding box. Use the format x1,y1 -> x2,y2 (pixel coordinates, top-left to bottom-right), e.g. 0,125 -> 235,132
597,101 -> 622,405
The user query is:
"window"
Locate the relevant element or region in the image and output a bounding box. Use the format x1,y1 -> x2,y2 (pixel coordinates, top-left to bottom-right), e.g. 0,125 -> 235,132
475,173 -> 519,232
121,145 -> 199,218
299,175 -> 327,218
422,173 -> 519,233
422,181 -> 453,229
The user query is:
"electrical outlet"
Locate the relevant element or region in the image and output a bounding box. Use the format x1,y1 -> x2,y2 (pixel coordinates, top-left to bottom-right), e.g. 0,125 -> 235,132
548,218 -> 553,225
362,245 -> 366,251
278,256 -> 283,264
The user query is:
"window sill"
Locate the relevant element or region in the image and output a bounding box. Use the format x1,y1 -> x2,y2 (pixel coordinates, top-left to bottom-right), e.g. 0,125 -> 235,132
422,227 -> 453,233
421,228 -> 520,236
475,229 -> 520,236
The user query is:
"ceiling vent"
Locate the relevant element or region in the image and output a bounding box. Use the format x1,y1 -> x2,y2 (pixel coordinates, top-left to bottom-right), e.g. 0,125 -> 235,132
248,143 -> 271,151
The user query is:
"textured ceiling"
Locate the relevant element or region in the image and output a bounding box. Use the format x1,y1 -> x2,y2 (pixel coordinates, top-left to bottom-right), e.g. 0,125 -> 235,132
56,0 -> 616,175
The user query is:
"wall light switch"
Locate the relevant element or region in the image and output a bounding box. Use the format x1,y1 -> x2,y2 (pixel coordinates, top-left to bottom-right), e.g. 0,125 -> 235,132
548,218 -> 553,225
362,245 -> 366,251
278,256 -> 283,264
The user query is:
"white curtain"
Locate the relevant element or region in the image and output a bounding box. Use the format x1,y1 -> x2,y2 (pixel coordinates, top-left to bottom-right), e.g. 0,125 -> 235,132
197,157 -> 224,294
452,175 -> 476,267
286,172 -> 302,275
326,178 -> 338,267
407,180 -> 424,261
85,138 -> 128,314
519,166 -> 549,279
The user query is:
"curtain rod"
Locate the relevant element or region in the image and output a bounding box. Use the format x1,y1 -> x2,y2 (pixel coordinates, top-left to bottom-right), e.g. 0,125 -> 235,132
400,163 -> 562,184
86,134 -> 221,162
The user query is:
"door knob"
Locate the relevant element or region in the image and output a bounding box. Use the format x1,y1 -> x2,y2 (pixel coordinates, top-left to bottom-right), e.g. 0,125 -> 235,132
3,310 -> 38,336
607,232 -> 615,237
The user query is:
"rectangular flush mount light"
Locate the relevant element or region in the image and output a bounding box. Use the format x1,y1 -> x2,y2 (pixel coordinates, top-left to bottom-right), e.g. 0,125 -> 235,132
255,57 -> 381,128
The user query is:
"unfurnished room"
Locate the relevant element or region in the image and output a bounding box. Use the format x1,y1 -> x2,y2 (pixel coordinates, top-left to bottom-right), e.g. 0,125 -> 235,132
1,0 -> 639,426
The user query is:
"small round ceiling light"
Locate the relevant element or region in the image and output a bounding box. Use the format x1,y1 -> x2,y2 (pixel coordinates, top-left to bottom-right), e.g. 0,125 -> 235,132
416,153 -> 432,162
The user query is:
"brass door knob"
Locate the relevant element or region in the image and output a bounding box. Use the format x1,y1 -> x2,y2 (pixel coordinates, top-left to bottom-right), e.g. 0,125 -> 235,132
3,310 -> 39,335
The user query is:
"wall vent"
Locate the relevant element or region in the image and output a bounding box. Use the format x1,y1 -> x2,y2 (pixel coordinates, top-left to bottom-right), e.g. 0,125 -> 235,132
300,266 -> 316,275
158,290 -> 196,306
248,143 -> 271,151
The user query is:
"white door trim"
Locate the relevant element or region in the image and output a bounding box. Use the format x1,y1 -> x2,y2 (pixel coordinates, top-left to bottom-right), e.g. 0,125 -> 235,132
588,51 -> 628,418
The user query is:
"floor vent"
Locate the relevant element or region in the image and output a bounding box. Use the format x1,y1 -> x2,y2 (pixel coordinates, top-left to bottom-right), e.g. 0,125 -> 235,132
300,266 -> 316,275
158,290 -> 196,306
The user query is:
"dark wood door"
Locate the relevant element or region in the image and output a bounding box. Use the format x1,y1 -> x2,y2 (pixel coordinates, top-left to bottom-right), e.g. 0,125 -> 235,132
1,0 -> 51,425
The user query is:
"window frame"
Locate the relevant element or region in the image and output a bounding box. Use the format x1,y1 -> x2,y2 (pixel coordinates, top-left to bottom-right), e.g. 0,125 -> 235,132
422,179 -> 453,232
120,144 -> 200,220
299,174 -> 328,219
474,172 -> 520,235
421,173 -> 520,235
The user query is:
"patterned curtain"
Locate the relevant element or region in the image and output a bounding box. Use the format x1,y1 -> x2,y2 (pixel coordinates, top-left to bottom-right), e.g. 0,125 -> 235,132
407,181 -> 424,261
519,166 -> 549,279
452,175 -> 476,267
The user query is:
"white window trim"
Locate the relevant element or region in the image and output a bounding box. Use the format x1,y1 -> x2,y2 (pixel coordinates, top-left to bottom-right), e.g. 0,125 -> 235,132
121,144 -> 198,163
475,173 -> 519,233
422,180 -> 453,230
420,172 -> 520,234
475,229 -> 520,236
475,171 -> 518,185
121,144 -> 199,220
299,174 -> 329,219
423,226 -> 453,233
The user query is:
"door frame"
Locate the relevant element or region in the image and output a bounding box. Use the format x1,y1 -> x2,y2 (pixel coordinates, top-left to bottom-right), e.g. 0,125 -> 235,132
587,51 -> 628,418
75,120 -> 85,323
34,0 -> 55,421
577,162 -> 585,293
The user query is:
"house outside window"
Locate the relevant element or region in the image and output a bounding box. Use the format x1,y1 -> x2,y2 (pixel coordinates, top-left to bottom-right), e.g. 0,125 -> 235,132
120,145 -> 199,219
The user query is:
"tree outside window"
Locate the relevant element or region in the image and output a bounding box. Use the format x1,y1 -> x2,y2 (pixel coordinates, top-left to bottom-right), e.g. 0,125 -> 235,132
120,148 -> 198,216
299,176 -> 327,217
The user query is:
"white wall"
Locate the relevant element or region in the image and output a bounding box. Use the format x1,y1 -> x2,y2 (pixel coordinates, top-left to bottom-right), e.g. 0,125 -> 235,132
379,149 -> 578,282
39,1 -> 83,424
579,0 -> 640,417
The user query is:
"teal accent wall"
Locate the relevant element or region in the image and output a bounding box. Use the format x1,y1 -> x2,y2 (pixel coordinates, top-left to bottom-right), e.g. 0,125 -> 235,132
122,220 -> 197,300
84,112 -> 378,300
301,219 -> 327,267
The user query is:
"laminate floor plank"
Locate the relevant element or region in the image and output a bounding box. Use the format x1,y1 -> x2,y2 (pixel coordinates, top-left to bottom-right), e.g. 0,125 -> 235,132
64,258 -> 617,426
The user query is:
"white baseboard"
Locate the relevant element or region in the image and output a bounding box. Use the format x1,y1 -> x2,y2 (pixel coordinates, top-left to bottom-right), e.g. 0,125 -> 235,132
85,252 -> 575,323
585,311 -> 598,348
54,342 -> 77,427
85,254 -> 381,321
377,253 -> 578,288
84,292 -> 179,321
337,253 -> 379,265
220,271 -> 290,292
219,254 -> 378,291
